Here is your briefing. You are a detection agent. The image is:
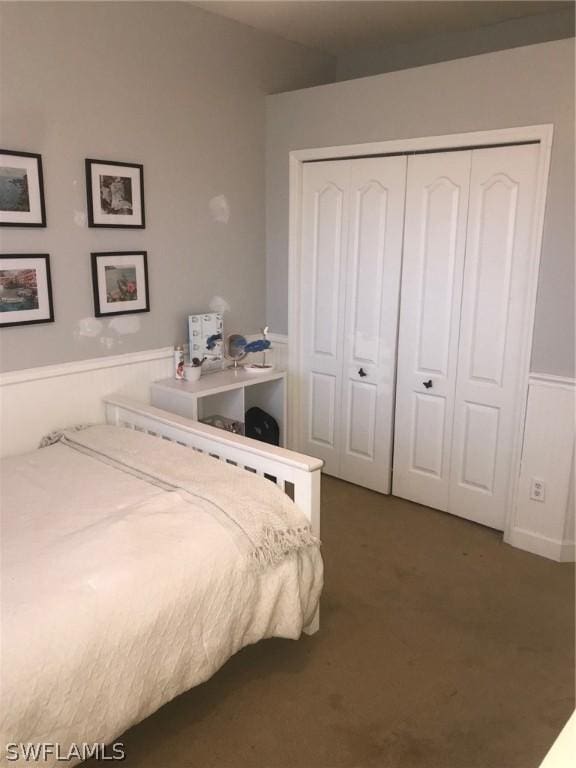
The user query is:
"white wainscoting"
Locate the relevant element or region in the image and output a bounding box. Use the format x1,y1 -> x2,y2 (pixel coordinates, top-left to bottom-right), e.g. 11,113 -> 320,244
0,347 -> 174,458
267,332 -> 288,371
505,373 -> 575,562
0,336 -> 290,459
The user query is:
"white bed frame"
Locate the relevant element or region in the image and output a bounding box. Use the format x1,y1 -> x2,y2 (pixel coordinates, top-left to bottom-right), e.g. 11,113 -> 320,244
0,348 -> 323,631
105,395 -> 323,634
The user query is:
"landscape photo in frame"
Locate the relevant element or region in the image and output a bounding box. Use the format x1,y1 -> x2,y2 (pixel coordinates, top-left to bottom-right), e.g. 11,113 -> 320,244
0,151 -> 46,227
0,254 -> 54,326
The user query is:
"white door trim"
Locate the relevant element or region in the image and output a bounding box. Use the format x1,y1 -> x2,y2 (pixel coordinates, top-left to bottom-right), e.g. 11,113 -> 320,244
288,124 -> 554,542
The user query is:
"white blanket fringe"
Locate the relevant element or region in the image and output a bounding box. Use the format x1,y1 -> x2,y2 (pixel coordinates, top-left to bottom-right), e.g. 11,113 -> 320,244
39,425 -> 92,448
40,425 -> 320,569
252,526 -> 319,567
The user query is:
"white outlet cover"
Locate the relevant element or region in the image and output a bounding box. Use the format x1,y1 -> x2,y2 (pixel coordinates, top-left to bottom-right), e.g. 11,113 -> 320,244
530,478 -> 546,502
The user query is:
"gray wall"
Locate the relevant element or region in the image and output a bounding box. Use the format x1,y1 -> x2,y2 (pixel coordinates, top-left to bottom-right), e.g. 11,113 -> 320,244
266,39 -> 575,378
336,6 -> 575,80
0,1 -> 335,372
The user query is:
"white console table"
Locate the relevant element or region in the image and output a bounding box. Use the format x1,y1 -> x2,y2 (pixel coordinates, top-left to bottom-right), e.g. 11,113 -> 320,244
150,368 -> 287,446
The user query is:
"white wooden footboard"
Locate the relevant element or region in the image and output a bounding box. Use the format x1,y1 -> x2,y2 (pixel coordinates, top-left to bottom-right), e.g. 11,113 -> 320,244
104,396 -> 322,632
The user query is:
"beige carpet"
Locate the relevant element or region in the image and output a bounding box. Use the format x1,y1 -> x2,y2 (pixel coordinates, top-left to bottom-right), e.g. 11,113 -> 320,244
84,476 -> 575,768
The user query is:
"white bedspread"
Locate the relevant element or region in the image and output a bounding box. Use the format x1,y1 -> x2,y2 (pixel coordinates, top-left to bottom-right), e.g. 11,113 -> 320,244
0,426 -> 323,766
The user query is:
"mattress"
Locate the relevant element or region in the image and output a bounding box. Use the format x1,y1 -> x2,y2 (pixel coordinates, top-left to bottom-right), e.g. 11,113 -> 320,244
0,426 -> 323,767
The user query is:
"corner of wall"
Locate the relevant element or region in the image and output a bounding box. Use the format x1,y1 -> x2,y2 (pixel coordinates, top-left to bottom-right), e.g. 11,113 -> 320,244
506,374 -> 576,562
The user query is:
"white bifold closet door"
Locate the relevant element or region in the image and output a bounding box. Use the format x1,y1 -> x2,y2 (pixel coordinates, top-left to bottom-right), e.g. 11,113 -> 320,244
299,160 -> 350,478
393,143 -> 540,529
393,150 -> 472,512
299,156 -> 407,493
448,144 -> 540,529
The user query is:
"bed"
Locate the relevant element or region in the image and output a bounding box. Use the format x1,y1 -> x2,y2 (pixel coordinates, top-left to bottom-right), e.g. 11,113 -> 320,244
0,396 -> 323,767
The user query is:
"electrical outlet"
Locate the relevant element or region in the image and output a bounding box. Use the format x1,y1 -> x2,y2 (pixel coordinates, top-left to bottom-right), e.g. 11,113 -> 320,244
530,478 -> 546,502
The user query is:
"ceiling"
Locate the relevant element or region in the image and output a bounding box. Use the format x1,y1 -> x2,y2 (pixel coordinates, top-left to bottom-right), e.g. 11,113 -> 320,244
192,1 -> 573,54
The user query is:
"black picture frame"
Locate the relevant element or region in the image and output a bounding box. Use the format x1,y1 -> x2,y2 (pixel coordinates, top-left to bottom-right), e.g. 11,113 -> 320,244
85,159 -> 145,229
0,150 -> 46,227
0,254 -> 54,327
91,251 -> 150,317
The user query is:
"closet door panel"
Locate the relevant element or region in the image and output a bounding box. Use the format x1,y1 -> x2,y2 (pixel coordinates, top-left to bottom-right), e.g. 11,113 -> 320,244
299,161 -> 350,473
312,183 -> 344,357
347,381 -> 377,459
466,175 -> 517,385
309,372 -> 337,446
459,403 -> 500,492
349,180 -> 390,364
416,177 -> 463,375
449,144 -> 540,529
393,151 -> 472,509
339,156 -> 407,493
412,393 -> 446,476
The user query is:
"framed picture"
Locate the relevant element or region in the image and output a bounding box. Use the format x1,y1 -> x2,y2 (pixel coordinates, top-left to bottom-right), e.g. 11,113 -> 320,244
0,255 -> 54,327
85,159 -> 145,228
91,251 -> 150,317
0,150 -> 46,227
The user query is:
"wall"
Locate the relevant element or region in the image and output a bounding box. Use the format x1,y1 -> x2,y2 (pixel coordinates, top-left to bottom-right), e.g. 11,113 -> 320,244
266,39 -> 575,378
0,1 -> 334,372
336,6 -> 575,80
506,374 -> 575,562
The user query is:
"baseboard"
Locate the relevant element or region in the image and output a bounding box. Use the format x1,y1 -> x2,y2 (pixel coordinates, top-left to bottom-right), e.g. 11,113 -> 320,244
506,527 -> 575,562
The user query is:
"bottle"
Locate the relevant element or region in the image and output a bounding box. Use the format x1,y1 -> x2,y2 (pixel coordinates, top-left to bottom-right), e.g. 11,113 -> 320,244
174,345 -> 185,380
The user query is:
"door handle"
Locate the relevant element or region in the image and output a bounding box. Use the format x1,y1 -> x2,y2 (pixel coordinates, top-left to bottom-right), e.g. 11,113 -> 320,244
423,379 -> 433,389
358,368 -> 368,378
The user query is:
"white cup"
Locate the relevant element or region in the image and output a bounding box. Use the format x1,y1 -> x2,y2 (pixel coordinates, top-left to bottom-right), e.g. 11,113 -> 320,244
184,365 -> 202,382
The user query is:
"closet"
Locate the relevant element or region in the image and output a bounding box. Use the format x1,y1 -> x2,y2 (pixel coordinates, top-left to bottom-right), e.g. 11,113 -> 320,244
299,156 -> 407,494
297,142 -> 541,530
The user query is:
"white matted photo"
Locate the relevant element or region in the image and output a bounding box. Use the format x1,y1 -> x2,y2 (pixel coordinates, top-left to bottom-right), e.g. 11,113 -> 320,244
91,251 -> 150,317
0,254 -> 54,326
85,159 -> 145,228
0,151 -> 46,227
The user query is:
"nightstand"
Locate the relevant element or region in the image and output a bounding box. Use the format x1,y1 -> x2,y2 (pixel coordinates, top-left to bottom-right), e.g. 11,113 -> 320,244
150,368 -> 287,446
